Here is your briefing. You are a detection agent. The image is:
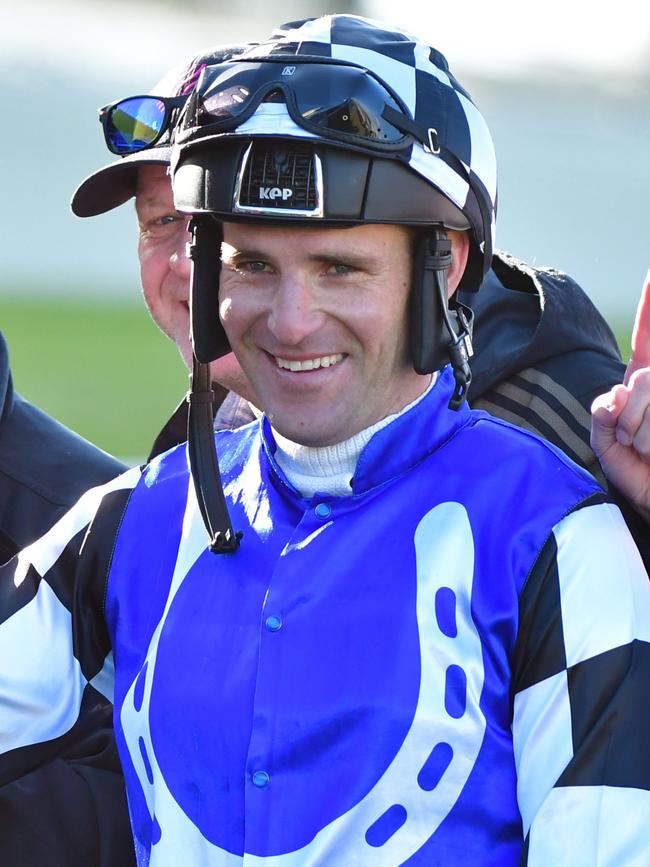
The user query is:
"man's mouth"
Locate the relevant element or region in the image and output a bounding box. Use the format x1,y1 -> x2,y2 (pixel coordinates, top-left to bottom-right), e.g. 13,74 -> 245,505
274,353 -> 345,372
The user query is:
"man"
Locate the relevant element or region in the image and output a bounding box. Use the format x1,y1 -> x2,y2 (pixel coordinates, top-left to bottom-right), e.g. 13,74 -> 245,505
71,43 -> 650,567
2,17 -> 649,864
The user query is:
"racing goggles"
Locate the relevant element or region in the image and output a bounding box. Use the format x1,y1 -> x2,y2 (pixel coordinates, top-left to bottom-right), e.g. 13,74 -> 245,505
181,59 -> 417,152
99,93 -> 187,155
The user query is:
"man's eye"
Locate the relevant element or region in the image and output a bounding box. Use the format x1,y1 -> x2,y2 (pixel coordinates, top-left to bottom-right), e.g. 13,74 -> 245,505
158,214 -> 182,226
240,261 -> 268,274
328,263 -> 352,276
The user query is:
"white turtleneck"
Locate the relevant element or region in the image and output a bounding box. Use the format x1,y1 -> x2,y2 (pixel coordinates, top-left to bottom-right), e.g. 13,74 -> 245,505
271,375 -> 436,498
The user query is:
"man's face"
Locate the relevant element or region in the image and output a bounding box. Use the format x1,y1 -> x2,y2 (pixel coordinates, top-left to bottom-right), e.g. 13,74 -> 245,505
135,165 -> 193,365
220,222 -> 466,447
134,165 -> 258,402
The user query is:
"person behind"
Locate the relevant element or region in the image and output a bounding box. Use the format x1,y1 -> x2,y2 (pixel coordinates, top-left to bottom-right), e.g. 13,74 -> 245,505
2,16 -> 649,865
72,43 -> 650,567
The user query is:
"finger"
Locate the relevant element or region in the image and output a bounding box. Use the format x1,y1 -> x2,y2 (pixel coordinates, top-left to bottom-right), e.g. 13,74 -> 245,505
625,267 -> 650,383
613,368 -> 650,446
590,384 -> 630,456
591,383 -> 629,421
630,404 -> 650,463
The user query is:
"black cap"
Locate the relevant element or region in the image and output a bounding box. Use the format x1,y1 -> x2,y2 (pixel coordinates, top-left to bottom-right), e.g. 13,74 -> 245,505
71,147 -> 171,217
70,42 -> 248,218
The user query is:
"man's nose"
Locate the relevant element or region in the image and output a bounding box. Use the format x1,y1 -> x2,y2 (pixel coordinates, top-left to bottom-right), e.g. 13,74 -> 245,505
169,231 -> 192,277
267,277 -> 325,346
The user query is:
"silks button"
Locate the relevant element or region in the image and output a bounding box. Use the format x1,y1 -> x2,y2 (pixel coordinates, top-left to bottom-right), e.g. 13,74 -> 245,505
265,615 -> 283,632
252,770 -> 270,788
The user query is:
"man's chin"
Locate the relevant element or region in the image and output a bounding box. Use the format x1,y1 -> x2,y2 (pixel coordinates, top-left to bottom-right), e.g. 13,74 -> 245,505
268,412 -> 350,448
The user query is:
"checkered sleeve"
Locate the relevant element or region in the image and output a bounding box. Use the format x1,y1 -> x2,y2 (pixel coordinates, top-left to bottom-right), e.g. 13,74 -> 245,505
511,495 -> 650,865
0,467 -> 140,783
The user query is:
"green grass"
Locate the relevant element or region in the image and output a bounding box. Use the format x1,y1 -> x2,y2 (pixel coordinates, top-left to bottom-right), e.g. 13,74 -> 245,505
2,296 -> 188,463
613,328 -> 633,366
1,295 -> 632,464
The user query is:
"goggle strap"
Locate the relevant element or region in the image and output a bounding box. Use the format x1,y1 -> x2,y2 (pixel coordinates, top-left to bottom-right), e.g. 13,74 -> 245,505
381,105 -> 426,146
381,106 -> 444,159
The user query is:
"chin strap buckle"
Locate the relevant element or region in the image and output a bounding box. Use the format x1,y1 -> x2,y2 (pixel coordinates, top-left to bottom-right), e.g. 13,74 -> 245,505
210,528 -> 243,554
447,304 -> 474,411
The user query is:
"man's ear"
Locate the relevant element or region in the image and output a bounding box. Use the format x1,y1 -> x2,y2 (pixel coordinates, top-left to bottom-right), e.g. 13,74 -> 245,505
447,230 -> 470,298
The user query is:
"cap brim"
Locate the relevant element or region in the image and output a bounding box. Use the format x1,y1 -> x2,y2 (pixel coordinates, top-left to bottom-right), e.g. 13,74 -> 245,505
71,147 -> 172,217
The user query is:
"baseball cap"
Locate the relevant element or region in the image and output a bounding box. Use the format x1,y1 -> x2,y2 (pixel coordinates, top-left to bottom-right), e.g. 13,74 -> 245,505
71,43 -> 247,218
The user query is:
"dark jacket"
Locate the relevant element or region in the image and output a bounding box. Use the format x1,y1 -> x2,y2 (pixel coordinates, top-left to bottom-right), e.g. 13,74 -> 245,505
0,331 -> 135,866
463,252 -> 649,569
0,332 -> 125,563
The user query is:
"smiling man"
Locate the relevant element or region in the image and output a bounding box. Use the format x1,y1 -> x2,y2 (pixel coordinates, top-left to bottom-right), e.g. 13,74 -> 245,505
73,53 -> 650,569
218,222 -> 466,447
2,15 -> 650,866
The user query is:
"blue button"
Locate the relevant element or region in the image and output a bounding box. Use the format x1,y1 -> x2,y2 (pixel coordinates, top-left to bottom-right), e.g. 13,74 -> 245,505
252,770 -> 270,788
265,615 -> 283,632
315,502 -> 332,519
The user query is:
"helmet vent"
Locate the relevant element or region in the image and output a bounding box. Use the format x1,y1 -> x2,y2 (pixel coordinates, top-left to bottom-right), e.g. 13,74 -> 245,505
233,141 -> 324,217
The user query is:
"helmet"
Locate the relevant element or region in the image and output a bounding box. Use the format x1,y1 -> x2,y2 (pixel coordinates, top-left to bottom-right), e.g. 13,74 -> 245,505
168,15 -> 498,552
71,43 -> 248,218
172,15 -> 497,373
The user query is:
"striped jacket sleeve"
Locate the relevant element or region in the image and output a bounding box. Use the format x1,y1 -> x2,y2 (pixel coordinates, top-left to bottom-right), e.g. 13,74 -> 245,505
0,467 -> 141,784
511,496 -> 650,865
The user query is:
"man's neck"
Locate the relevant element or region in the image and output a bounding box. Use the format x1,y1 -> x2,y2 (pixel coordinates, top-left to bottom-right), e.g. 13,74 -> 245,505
272,375 -> 436,498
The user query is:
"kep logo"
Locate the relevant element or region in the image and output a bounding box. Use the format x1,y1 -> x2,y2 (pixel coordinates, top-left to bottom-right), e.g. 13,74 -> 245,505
259,187 -> 294,201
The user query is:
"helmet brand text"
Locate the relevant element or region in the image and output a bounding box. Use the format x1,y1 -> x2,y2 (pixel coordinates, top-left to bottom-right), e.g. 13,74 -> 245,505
259,187 -> 294,200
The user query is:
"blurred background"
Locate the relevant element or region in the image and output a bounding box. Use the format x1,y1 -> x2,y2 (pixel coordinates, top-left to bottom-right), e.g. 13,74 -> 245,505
2,0 -> 649,461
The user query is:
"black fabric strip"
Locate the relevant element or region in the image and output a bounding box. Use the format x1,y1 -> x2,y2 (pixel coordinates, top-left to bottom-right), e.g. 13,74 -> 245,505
511,532 -> 567,697
0,685 -> 114,785
565,491 -> 610,515
70,486 -> 135,681
519,834 -> 529,866
558,640 -> 650,791
0,526 -> 18,566
0,558 -> 43,628
0,683 -> 133,866
506,372 -> 591,444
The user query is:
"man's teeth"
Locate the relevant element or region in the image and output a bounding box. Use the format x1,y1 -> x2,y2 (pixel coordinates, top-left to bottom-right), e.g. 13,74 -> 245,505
275,353 -> 344,372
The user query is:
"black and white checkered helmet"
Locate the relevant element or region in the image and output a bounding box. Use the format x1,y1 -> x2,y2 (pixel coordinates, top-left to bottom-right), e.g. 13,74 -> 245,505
173,14 -> 497,295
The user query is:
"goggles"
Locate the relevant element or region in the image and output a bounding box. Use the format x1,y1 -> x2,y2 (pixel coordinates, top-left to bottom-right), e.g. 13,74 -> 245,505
99,94 -> 187,155
180,59 -> 418,153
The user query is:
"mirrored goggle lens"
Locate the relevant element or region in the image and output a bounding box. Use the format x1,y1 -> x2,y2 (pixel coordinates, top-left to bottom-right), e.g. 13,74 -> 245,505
197,63 -> 409,147
106,97 -> 167,154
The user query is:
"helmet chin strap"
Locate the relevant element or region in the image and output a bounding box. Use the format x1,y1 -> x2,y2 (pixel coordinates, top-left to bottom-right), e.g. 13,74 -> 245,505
187,357 -> 242,553
411,227 -> 474,410
187,217 -> 242,554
